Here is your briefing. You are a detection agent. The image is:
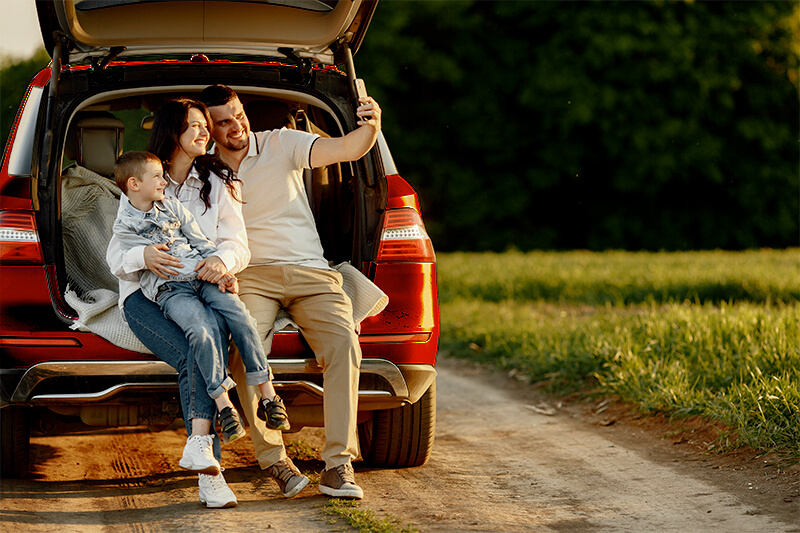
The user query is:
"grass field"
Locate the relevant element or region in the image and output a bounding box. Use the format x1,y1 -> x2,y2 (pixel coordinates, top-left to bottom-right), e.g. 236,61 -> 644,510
437,250 -> 800,461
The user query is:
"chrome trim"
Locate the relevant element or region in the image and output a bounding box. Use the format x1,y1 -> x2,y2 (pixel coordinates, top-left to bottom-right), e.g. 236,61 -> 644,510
11,361 -> 177,403
11,358 -> 409,403
270,358 -> 409,397
31,383 -> 176,404
274,380 -> 392,399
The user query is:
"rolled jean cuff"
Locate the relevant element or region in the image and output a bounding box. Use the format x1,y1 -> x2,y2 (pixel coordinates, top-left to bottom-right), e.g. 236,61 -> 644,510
209,376 -> 237,400
189,411 -> 216,422
245,368 -> 272,387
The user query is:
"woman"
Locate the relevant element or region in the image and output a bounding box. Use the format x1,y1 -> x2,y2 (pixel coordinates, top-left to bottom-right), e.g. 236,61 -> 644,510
107,98 -> 249,508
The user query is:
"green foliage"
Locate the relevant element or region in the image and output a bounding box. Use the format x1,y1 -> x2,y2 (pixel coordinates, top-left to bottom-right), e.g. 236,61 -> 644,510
1,48 -> 49,149
358,1 -> 799,251
438,250 -> 800,460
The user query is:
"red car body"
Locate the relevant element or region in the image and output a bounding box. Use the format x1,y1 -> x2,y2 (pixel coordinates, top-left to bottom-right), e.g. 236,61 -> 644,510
1,0 -> 438,478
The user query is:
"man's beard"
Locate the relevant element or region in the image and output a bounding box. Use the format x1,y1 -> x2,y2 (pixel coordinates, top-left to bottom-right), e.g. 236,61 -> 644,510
220,133 -> 248,152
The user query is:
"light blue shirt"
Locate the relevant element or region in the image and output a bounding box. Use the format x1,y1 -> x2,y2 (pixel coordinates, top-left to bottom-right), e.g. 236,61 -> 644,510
112,196 -> 217,301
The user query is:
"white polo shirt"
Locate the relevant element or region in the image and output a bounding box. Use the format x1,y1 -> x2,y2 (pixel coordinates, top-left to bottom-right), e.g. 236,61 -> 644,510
237,128 -> 329,270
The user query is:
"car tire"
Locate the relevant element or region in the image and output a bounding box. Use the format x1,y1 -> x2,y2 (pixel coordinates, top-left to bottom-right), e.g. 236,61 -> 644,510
1,406 -> 30,478
358,382 -> 436,468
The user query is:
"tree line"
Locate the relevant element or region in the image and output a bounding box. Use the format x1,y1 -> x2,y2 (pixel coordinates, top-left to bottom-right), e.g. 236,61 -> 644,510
3,1 -> 797,251
357,0 -> 799,251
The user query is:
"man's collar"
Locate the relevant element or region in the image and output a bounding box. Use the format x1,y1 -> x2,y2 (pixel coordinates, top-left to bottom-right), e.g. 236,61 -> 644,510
245,131 -> 259,158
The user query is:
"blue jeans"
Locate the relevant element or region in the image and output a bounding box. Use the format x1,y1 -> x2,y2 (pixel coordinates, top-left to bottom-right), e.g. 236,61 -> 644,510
155,279 -> 271,399
123,289 -> 224,461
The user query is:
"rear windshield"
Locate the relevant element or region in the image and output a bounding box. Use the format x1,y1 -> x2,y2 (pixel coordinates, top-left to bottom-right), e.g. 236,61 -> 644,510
75,0 -> 337,13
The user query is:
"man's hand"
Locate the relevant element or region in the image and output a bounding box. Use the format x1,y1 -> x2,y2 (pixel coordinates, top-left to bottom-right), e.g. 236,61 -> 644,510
217,273 -> 239,294
196,256 -> 228,284
310,97 -> 382,168
356,96 -> 381,129
144,243 -> 182,279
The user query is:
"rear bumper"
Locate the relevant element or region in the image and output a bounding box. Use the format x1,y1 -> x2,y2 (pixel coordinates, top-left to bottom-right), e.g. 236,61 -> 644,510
3,358 -> 436,413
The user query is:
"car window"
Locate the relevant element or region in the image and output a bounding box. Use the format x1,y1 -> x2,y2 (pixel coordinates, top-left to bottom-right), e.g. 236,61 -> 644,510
377,134 -> 397,176
7,86 -> 44,177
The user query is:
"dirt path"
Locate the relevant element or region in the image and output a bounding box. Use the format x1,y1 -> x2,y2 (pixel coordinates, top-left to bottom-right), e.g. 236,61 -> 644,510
1,355 -> 798,532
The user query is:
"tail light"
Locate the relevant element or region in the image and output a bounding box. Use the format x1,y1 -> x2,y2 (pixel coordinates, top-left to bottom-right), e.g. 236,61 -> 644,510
377,208 -> 435,262
0,211 -> 43,264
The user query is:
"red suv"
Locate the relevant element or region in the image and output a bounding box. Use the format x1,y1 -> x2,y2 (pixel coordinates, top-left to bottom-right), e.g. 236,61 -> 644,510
1,0 -> 438,478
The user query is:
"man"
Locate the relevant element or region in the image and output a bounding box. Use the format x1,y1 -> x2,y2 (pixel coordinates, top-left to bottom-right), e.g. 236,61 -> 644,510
199,84 -> 381,499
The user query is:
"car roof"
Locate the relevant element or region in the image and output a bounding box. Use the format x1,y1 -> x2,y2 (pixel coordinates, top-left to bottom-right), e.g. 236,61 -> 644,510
37,0 -> 377,65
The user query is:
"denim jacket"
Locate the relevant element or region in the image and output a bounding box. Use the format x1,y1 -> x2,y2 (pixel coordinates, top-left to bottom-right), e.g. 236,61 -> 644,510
112,196 -> 217,301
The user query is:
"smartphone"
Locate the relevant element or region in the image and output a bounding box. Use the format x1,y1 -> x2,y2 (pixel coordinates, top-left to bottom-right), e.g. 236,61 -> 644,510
354,78 -> 372,119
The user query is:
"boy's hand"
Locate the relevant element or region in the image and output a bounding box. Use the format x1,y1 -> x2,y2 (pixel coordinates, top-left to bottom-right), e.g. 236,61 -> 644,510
217,273 -> 239,294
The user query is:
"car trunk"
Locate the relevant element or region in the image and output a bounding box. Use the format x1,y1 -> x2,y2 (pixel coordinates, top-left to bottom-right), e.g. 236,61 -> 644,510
34,0 -> 385,327
36,58 -> 386,325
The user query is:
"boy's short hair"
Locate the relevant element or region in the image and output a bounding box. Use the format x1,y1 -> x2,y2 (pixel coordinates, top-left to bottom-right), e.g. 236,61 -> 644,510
114,151 -> 161,193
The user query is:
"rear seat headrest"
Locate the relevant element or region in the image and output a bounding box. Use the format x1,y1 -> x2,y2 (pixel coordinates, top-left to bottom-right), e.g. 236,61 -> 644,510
65,112 -> 125,177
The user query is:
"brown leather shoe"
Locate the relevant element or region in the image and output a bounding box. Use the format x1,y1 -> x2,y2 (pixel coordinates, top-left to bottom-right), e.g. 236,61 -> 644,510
319,463 -> 363,499
267,457 -> 309,498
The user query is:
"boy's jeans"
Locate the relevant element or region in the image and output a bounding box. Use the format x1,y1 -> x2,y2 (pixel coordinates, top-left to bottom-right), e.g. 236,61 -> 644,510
156,279 -> 271,399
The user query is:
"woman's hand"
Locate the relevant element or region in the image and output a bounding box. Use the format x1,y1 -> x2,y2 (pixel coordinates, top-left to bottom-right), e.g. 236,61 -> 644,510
195,255 -> 228,284
144,243 -> 183,279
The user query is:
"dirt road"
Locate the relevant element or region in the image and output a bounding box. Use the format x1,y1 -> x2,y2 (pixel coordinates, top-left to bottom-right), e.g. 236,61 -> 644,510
1,355 -> 798,532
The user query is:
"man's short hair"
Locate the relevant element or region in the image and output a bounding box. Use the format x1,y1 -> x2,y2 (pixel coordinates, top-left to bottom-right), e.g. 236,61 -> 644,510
199,84 -> 238,108
114,151 -> 161,193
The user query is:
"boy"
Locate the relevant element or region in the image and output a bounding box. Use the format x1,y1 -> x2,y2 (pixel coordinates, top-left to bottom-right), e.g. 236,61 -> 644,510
110,151 -> 290,459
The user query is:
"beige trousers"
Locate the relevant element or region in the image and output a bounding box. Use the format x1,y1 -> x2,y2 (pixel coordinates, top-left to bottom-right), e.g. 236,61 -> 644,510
231,264 -> 361,470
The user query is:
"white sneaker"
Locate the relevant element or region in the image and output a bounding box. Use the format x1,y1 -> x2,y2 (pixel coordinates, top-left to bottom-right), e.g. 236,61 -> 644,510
198,471 -> 238,508
179,434 -> 220,475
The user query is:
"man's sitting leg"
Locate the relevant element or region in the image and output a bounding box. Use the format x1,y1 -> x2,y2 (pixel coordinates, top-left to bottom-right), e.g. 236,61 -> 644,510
287,266 -> 363,499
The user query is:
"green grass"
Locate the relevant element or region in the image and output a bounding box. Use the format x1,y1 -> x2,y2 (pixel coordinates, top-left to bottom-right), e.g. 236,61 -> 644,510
440,249 -> 800,305
323,499 -> 419,533
437,250 -> 800,461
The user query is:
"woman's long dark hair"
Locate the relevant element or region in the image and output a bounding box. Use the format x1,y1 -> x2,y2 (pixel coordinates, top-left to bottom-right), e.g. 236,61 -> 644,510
147,97 -> 241,212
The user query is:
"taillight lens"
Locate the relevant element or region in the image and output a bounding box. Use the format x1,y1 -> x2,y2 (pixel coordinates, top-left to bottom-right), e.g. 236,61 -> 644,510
377,208 -> 435,262
0,211 -> 43,264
